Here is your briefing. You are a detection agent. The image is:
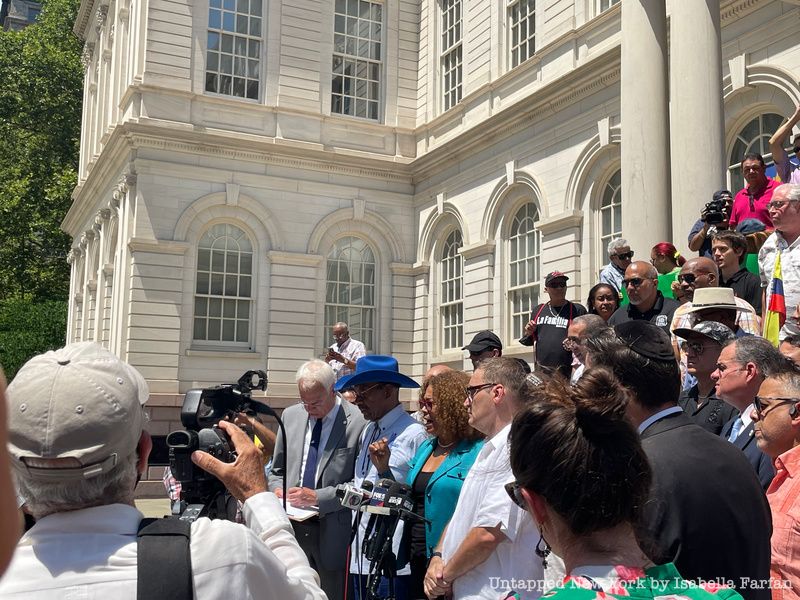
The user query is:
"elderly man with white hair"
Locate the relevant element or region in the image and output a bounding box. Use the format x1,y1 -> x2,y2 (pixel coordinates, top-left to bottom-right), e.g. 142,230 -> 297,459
599,238 -> 633,293
0,342 -> 326,600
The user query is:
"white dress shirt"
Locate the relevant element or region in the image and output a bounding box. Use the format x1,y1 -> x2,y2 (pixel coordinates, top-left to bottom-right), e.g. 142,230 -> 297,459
0,493 -> 326,600
330,337 -> 367,379
441,424 -> 547,599
350,404 -> 427,576
760,230 -> 800,340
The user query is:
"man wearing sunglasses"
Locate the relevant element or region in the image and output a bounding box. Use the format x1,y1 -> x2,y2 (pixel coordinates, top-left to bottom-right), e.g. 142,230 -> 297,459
752,364 -> 800,596
768,103 -> 800,186
607,261 -> 679,334
599,238 -> 633,292
758,183 -> 800,338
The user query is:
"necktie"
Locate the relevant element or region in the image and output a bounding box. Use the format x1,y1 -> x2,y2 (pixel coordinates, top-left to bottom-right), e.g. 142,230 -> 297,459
302,419 -> 323,489
728,418 -> 743,443
359,424 -> 381,477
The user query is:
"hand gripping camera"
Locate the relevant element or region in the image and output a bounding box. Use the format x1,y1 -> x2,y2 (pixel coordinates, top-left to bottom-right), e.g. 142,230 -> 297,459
166,370 -> 273,521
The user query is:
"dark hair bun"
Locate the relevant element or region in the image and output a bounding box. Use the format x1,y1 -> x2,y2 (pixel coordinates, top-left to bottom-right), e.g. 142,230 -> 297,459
571,368 -> 629,435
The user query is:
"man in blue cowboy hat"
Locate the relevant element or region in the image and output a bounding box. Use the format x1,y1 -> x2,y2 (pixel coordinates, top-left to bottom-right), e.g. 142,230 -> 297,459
335,355 -> 427,600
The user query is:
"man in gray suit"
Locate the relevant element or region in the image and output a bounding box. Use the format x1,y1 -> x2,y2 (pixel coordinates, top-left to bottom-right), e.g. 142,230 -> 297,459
269,359 -> 367,600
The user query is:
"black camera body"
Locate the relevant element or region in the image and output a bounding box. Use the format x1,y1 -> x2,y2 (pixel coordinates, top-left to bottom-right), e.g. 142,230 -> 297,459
166,370 -> 269,520
703,198 -> 727,224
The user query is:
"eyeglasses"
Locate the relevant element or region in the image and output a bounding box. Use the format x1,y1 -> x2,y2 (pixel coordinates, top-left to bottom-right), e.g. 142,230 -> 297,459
753,396 -> 800,419
465,382 -> 497,402
504,481 -> 527,511
677,273 -> 698,284
352,382 -> 383,401
767,200 -> 797,211
714,363 -> 746,376
419,398 -> 433,410
622,277 -> 647,288
613,251 -> 634,261
547,281 -> 567,289
681,341 -> 711,355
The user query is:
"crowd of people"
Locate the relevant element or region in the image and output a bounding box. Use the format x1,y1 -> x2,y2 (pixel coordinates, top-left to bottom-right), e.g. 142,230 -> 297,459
0,114 -> 799,600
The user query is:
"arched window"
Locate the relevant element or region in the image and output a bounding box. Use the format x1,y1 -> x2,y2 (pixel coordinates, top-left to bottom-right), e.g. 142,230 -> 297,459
440,230 -> 463,351
599,169 -> 622,265
325,236 -> 376,351
728,113 -> 783,191
193,223 -> 253,345
508,203 -> 540,339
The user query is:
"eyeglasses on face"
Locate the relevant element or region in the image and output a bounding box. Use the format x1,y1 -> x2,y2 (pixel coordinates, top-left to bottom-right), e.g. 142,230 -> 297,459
613,251 -> 634,261
767,200 -> 797,211
681,341 -> 711,355
504,481 -> 528,511
753,396 -> 800,419
622,277 -> 649,288
677,273 -> 699,285
352,382 -> 383,401
464,382 -> 497,402
714,362 -> 746,376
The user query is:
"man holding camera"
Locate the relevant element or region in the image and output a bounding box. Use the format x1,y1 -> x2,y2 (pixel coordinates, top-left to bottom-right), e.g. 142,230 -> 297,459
688,189 -> 733,258
0,342 -> 326,600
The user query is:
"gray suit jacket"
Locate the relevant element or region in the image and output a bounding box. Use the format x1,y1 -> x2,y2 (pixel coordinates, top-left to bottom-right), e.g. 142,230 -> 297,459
269,399 -> 366,569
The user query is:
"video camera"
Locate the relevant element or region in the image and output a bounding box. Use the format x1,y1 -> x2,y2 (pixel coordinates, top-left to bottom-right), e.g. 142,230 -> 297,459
166,370 -> 272,521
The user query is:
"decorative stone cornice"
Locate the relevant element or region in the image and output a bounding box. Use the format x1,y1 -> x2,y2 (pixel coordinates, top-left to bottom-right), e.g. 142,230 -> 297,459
389,262 -> 417,276
535,210 -> 584,235
720,0 -> 763,24
459,240 -> 496,260
410,262 -> 431,277
80,43 -> 95,69
97,208 -> 111,223
266,250 -> 324,267
95,5 -> 108,33
128,238 -> 190,254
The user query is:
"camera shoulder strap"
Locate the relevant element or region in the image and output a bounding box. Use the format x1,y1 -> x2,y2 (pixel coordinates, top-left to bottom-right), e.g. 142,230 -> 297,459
137,516 -> 193,600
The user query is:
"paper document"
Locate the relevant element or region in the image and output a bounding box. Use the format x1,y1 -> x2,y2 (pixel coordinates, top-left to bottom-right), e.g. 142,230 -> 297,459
285,504 -> 319,521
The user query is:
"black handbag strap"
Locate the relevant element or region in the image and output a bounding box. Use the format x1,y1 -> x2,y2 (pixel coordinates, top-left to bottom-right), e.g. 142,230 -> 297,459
137,517 -> 193,600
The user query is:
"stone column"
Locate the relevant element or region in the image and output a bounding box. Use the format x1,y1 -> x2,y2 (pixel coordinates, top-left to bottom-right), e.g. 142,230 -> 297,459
670,0 -> 724,255
620,0 -> 671,255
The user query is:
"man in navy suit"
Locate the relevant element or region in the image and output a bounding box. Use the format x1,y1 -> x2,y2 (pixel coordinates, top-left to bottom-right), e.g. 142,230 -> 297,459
712,336 -> 790,489
588,321 -> 771,600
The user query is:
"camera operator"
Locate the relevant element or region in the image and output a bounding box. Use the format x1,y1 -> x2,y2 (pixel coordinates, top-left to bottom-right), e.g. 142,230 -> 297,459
688,189 -> 733,257
0,342 -> 325,600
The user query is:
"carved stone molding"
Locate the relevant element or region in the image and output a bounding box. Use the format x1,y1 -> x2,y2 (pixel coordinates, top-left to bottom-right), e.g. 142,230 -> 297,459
80,43 -> 95,70
95,5 -> 108,33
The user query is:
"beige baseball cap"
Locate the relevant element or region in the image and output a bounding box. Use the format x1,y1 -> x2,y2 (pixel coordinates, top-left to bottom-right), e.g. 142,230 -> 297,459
6,342 -> 149,481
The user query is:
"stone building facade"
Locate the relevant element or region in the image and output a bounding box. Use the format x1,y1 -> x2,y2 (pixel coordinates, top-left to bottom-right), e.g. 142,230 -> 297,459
65,0 -> 800,459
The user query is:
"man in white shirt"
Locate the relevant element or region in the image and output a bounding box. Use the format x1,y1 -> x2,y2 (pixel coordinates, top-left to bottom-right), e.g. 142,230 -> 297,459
0,342 -> 325,600
269,359 -> 367,600
326,322 -> 367,380
426,357 -> 546,600
335,355 -> 427,600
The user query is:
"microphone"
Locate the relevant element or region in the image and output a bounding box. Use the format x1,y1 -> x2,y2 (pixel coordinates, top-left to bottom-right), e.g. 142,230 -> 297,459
362,479 -> 393,544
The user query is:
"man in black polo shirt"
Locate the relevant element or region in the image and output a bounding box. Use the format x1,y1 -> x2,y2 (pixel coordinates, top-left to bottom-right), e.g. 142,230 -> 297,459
608,261 -> 679,333
523,271 -> 586,377
711,229 -> 762,314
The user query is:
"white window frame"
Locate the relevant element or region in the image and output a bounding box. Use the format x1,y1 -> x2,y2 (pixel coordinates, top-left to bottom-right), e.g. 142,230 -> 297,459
508,203 -> 541,340
324,236 -> 376,352
440,0 -> 462,112
204,0 -> 263,100
599,169 -> 622,267
440,229 -> 463,351
596,0 -> 619,14
508,0 -> 535,70
331,0 -> 383,120
193,223 -> 255,348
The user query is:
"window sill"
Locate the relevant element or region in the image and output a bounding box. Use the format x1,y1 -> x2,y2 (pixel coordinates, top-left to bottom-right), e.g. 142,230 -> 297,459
185,348 -> 265,359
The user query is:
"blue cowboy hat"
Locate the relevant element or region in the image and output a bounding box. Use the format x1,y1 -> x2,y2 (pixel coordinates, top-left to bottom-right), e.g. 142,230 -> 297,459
334,355 -> 419,391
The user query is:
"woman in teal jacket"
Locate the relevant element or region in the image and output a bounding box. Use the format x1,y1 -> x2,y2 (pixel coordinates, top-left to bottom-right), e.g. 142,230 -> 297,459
403,371 -> 483,599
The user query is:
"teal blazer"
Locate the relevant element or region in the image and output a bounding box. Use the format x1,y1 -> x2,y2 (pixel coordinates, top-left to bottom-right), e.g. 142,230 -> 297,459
405,436 -> 483,558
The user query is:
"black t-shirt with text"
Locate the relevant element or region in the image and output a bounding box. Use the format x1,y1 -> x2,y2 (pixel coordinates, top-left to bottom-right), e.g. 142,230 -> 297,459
530,301 -> 587,371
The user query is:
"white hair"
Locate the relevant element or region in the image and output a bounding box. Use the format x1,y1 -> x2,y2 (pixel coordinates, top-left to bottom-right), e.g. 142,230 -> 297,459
775,183 -> 800,203
607,238 -> 629,255
15,451 -> 139,519
296,359 -> 336,392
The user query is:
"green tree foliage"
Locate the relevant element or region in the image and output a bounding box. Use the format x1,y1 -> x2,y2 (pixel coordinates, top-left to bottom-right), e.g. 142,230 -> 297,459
0,0 -> 82,301
0,0 -> 81,376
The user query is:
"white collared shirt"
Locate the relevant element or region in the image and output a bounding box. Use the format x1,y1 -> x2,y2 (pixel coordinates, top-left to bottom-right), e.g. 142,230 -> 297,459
441,424 -> 548,599
759,230 -> 800,340
299,395 -> 342,482
0,493 -> 325,599
350,404 -> 427,576
330,337 -> 367,379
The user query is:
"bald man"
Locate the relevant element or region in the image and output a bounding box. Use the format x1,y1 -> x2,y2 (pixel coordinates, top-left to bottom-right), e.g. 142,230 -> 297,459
608,261 -> 681,333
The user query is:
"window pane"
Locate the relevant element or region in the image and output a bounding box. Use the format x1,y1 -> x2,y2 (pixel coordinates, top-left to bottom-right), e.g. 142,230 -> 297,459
206,0 -> 261,100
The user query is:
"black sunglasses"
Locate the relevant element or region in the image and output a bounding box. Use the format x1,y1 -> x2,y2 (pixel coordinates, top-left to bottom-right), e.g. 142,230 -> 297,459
504,481 -> 527,511
753,396 -> 800,418
677,273 -> 697,284
613,251 -> 634,261
622,277 -> 646,288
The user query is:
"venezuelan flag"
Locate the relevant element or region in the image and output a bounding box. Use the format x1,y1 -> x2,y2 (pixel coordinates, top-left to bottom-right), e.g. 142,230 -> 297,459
764,251 -> 786,346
